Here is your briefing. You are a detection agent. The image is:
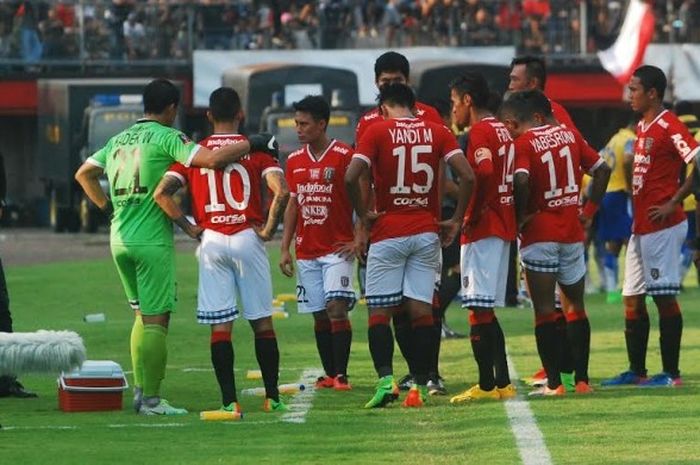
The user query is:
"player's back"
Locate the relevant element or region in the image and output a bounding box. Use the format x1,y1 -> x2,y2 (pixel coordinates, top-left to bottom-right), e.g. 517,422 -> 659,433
168,133 -> 280,236
355,117 -> 461,242
463,117 -> 516,243
99,120 -> 199,246
600,127 -> 635,193
515,124 -> 595,246
354,101 -> 443,145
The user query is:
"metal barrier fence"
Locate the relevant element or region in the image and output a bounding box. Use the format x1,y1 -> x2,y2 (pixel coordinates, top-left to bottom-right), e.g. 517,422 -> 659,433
0,1 -> 697,72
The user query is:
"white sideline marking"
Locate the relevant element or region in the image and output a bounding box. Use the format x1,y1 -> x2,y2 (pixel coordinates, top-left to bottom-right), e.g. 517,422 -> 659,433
2,425 -> 78,431
280,368 -> 323,424
504,355 -> 554,465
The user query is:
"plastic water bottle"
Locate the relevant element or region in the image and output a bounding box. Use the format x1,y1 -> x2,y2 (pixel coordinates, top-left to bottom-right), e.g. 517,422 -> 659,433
241,383 -> 305,396
246,370 -> 262,380
84,313 -> 106,323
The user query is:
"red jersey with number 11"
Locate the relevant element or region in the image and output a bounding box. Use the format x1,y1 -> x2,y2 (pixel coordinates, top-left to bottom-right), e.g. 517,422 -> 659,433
514,124 -> 604,247
354,117 -> 463,243
166,133 -> 282,236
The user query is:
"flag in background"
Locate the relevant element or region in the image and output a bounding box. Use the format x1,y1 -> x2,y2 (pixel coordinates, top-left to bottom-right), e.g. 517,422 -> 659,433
598,0 -> 655,84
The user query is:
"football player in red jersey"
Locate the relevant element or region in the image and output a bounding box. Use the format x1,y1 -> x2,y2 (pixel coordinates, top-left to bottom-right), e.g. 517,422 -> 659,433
355,51 -> 445,392
509,55 -> 590,388
446,72 -> 518,403
154,87 -> 291,417
346,83 -> 475,408
602,66 -> 700,388
501,90 -> 610,396
280,96 -> 357,391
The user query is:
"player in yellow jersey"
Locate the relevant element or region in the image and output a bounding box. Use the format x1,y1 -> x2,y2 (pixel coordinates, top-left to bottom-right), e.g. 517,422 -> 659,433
597,120 -> 636,303
675,102 -> 700,286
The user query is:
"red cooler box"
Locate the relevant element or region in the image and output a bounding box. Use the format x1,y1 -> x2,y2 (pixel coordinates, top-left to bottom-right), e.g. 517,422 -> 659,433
58,360 -> 129,412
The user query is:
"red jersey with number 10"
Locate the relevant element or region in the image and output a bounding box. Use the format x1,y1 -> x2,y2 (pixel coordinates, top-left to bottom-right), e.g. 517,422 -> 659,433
631,110 -> 699,235
354,117 -> 463,243
166,133 -> 282,236
462,116 -> 516,244
514,124 -> 604,247
285,139 -> 355,260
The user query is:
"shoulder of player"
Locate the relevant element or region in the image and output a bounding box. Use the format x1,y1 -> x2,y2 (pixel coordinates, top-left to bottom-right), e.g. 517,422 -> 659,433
360,108 -> 381,123
329,140 -> 353,156
656,110 -> 686,132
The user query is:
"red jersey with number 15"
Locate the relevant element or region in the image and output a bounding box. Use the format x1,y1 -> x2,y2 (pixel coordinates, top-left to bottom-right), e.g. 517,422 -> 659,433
285,139 -> 355,260
462,117 -> 516,244
514,124 -> 604,247
166,133 -> 282,236
354,117 -> 463,243
632,110 -> 699,235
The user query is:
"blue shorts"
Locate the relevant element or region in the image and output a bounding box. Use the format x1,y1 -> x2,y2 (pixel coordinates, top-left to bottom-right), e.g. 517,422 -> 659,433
597,191 -> 632,242
686,211 -> 696,242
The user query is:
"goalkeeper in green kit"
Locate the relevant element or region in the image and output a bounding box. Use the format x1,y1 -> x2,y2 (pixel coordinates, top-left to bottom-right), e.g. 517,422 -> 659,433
75,79 -> 279,415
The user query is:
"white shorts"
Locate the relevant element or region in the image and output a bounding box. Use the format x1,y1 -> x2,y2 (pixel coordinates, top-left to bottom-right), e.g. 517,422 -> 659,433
196,228 -> 273,324
365,232 -> 441,307
622,220 -> 687,297
520,242 -> 586,286
461,238 -> 511,308
296,253 -> 356,314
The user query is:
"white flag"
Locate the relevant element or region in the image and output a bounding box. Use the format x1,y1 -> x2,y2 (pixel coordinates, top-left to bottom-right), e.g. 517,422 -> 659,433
598,0 -> 655,84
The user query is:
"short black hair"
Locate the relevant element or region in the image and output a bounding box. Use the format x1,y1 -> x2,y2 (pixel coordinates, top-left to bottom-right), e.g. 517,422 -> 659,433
449,72 -> 490,109
143,78 -> 179,114
674,100 -> 693,116
510,55 -> 547,90
209,87 -> 241,122
374,51 -> 410,80
378,82 -> 416,109
499,90 -> 552,123
487,90 -> 503,114
633,65 -> 667,101
293,95 -> 330,123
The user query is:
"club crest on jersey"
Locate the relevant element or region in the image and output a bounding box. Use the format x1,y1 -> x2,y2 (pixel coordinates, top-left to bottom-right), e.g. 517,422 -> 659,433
341,276 -> 349,287
323,167 -> 335,182
310,168 -> 321,180
463,276 -> 469,288
651,268 -> 660,280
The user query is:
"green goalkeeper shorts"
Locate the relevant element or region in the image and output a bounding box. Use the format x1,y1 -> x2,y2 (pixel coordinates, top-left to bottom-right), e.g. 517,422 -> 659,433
111,244 -> 177,316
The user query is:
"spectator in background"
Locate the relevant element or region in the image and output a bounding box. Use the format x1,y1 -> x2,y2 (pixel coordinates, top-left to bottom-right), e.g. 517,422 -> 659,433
384,0 -> 401,47
496,1 -> 522,46
468,6 -> 497,45
198,0 -> 234,50
15,1 -> 43,62
40,6 -> 68,58
123,12 -> 146,59
106,0 -> 132,60
522,0 -> 550,53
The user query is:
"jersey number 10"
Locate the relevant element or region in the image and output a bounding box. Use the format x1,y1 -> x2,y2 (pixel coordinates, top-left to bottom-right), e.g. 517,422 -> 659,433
200,164 -> 251,213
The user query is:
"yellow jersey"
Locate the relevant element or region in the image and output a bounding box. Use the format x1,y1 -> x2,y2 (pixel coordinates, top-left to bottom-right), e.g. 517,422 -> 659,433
678,115 -> 700,212
599,127 -> 635,193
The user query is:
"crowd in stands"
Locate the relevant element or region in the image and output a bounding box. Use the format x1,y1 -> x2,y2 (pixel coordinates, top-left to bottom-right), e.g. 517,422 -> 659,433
0,0 -> 698,63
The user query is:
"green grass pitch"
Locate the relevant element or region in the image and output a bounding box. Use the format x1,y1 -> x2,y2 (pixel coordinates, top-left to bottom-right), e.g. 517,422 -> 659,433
2,247 -> 700,464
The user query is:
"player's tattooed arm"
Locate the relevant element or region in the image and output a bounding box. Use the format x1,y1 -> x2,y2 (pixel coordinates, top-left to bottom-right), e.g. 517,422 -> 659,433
513,172 -> 531,232
75,162 -> 111,211
279,198 -> 297,277
258,171 -> 289,241
345,158 -> 376,229
153,175 -> 203,240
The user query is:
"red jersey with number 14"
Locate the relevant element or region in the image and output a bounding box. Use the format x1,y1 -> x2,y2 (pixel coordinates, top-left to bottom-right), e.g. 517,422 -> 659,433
632,110 -> 699,235
514,124 -> 604,247
285,139 -> 355,260
462,116 -> 516,244
166,133 -> 282,236
354,117 -> 463,243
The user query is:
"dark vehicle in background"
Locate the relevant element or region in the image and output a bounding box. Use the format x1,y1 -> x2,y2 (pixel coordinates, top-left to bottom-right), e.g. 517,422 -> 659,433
222,64 -> 360,164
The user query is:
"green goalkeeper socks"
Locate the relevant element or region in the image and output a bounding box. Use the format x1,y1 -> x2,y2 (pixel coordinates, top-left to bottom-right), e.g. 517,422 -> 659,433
130,315 -> 145,389
142,324 -> 168,398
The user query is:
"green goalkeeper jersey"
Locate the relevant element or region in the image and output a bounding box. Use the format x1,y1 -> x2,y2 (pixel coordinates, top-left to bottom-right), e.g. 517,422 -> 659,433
88,119 -> 200,247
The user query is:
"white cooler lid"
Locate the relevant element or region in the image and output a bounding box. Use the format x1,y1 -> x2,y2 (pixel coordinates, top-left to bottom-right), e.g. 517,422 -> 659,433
62,360 -> 125,379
